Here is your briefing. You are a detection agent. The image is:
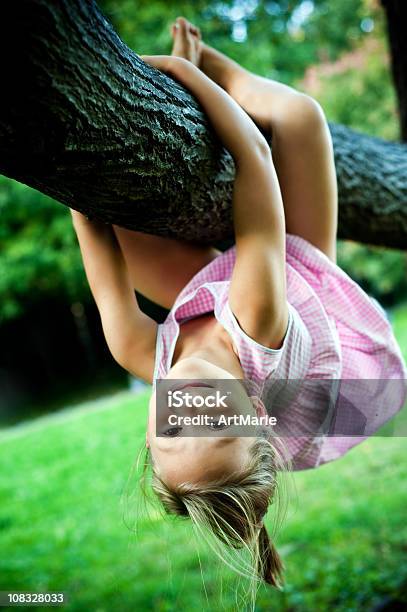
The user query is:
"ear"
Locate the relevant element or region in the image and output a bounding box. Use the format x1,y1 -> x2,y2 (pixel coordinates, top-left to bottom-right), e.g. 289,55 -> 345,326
250,395 -> 268,418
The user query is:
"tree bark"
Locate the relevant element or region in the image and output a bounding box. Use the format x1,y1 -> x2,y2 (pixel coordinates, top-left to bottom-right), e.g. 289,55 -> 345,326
0,0 -> 406,249
381,0 -> 407,141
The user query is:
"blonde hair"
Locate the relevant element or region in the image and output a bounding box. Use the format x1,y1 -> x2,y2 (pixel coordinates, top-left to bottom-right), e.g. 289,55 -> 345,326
140,433 -> 289,591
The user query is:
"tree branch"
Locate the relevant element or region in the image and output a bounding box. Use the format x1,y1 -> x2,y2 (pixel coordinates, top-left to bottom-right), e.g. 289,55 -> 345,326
0,0 -> 406,249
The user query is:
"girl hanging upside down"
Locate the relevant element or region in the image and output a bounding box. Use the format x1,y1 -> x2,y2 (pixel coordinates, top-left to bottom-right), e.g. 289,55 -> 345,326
71,17 -> 406,590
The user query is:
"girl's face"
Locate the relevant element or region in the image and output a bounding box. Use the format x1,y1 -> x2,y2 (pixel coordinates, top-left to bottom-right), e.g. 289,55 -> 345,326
146,355 -> 265,487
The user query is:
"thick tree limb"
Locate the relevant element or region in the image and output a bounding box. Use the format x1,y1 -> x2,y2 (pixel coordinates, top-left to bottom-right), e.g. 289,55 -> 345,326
0,0 -> 406,249
331,123 -> 407,249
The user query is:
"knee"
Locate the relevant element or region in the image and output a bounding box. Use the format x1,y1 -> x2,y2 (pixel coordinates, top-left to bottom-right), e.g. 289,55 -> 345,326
277,92 -> 328,138
297,93 -> 327,126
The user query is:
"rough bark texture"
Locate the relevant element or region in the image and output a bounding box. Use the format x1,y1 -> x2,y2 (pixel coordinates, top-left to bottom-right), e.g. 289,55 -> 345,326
0,0 -> 406,249
381,0 -> 407,141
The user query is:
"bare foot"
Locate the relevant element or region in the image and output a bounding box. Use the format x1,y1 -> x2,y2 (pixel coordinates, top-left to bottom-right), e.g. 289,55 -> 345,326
170,17 -> 248,96
170,16 -> 203,67
169,16 -> 258,123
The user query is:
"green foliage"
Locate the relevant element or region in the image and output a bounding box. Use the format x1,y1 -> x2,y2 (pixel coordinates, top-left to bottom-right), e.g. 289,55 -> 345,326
391,303 -> 407,363
393,302 -> 407,362
0,381 -> 406,610
100,0 -> 375,84
315,50 -> 399,141
0,0 -> 405,323
337,241 -> 407,306
0,177 -> 89,322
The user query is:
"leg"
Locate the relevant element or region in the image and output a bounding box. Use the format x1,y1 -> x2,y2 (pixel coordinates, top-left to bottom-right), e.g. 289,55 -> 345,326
113,226 -> 220,309
172,18 -> 338,262
201,45 -> 338,262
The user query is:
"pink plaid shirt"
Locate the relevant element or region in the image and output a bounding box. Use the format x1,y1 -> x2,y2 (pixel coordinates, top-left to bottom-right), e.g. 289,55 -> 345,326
153,234 -> 406,470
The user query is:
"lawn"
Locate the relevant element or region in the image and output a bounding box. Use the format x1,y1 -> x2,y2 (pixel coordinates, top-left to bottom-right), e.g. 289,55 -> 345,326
0,304 -> 406,611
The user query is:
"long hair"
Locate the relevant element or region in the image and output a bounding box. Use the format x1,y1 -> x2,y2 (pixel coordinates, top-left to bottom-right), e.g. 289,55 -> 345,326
139,433 -> 290,591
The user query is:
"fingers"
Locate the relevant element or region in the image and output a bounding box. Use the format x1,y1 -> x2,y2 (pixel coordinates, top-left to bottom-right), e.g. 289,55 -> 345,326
140,55 -> 172,71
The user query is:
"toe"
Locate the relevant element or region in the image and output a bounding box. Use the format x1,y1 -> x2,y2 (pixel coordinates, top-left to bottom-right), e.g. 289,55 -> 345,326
189,23 -> 201,40
176,16 -> 188,32
170,22 -> 178,39
171,15 -> 200,64
180,16 -> 201,40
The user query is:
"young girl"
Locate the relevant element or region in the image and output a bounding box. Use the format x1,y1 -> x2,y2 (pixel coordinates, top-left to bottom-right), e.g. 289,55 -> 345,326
71,17 -> 406,588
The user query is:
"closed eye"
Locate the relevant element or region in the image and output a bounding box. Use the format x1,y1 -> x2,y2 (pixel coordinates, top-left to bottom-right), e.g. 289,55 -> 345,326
162,427 -> 182,437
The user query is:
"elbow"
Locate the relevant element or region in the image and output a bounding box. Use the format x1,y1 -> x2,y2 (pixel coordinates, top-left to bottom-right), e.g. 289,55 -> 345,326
106,336 -> 132,373
237,136 -> 271,168
254,137 -> 272,160
111,348 -> 131,374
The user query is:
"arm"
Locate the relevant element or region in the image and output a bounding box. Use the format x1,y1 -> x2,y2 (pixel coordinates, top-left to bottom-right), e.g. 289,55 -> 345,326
142,56 -> 288,348
70,210 -> 157,382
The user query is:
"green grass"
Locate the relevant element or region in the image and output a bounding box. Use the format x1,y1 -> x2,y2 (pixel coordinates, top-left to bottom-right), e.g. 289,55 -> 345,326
1,304 -> 406,611
1,391 -> 406,611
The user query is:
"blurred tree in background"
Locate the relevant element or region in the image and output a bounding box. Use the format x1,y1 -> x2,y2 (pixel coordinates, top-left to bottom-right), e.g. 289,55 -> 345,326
0,0 -> 405,415
0,180 -> 88,321
101,0 -> 384,85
